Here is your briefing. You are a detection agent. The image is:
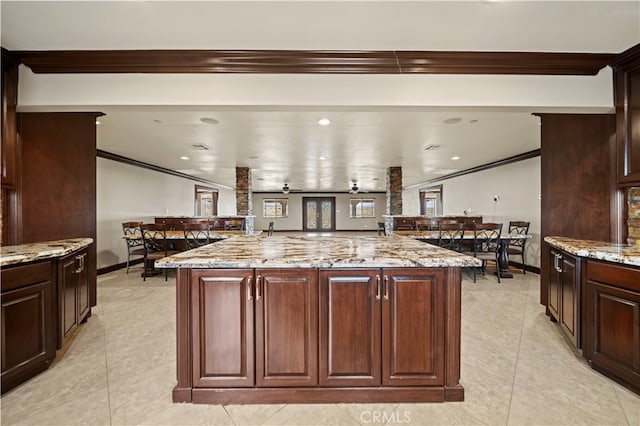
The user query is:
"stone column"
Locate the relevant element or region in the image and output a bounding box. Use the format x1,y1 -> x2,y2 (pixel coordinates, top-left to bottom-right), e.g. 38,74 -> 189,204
386,166 -> 403,215
235,166 -> 252,216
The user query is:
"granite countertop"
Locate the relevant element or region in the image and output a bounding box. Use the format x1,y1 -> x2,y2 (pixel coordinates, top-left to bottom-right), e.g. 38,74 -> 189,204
155,235 -> 482,269
545,236 -> 640,267
0,238 -> 93,267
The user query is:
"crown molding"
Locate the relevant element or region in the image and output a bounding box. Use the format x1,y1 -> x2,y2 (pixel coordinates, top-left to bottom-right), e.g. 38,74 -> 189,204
12,49 -> 615,75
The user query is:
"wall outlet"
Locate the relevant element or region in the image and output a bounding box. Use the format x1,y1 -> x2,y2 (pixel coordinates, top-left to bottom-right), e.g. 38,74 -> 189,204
493,195 -> 500,202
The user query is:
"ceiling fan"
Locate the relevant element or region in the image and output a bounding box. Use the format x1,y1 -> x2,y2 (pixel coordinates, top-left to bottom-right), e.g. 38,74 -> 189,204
349,181 -> 368,194
281,183 -> 303,194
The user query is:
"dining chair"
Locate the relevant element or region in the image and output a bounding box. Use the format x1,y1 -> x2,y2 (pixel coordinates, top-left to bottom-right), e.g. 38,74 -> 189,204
267,221 -> 275,236
122,221 -> 145,274
464,223 -> 503,283
209,218 -> 225,230
140,223 -> 179,281
183,222 -> 211,250
508,220 -> 530,274
437,222 -> 465,251
224,219 -> 244,230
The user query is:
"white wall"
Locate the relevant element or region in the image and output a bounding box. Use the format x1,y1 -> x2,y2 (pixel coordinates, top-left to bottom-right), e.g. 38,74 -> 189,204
252,193 -> 386,231
402,157 -> 541,268
96,158 -> 235,269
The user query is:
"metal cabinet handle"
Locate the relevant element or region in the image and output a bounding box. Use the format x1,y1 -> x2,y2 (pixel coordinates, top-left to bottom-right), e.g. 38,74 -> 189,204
247,277 -> 253,301
375,275 -> 381,300
256,275 -> 262,301
75,253 -> 85,273
383,276 -> 389,300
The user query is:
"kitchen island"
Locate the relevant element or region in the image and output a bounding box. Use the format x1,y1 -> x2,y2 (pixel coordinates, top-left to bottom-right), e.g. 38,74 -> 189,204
157,235 -> 480,404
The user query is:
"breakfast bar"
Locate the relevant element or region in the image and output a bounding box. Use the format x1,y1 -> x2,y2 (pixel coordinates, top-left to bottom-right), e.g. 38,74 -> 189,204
157,235 -> 480,404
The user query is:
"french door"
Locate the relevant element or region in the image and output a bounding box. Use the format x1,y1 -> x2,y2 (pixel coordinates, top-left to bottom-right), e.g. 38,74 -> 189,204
302,197 -> 336,232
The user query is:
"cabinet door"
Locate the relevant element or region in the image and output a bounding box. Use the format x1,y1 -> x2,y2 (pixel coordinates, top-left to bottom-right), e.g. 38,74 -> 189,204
614,51 -> 640,184
58,254 -> 78,346
319,269 -> 381,386
191,269 -> 254,387
584,261 -> 640,391
76,249 -> 90,323
548,249 -> 561,321
382,268 -> 445,386
255,268 -> 318,387
559,253 -> 581,347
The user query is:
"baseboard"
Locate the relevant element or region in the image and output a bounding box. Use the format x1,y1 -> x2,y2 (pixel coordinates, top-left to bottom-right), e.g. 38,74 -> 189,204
508,261 -> 540,275
98,258 -> 144,275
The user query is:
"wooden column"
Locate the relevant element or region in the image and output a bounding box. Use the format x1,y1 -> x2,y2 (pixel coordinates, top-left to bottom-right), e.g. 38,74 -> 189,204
235,167 -> 252,216
386,167 -> 403,215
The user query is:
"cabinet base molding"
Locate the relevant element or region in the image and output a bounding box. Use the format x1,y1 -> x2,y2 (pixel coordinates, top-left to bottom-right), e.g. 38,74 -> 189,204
176,386 -> 464,404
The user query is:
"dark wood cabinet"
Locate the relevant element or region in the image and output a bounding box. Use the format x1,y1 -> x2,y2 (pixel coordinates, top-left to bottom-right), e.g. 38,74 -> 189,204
612,44 -> 640,186
319,269 -> 381,386
180,265 -> 462,403
539,113 -> 615,307
547,247 -> 581,348
583,260 -> 640,393
18,113 -> 100,310
255,268 -> 318,387
191,269 -> 255,388
1,260 -> 56,393
383,269 -> 445,386
392,216 -> 482,231
190,268 -> 317,388
319,268 -> 445,387
1,49 -> 19,191
57,247 -> 90,348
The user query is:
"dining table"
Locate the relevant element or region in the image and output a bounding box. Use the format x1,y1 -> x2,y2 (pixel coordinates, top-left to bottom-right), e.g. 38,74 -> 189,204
394,230 -> 532,278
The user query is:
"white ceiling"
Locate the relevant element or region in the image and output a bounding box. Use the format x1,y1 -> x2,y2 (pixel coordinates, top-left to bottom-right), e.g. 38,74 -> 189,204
2,1 -> 639,192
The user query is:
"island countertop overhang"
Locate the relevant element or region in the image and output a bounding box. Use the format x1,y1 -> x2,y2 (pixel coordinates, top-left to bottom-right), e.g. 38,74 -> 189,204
155,235 -> 481,269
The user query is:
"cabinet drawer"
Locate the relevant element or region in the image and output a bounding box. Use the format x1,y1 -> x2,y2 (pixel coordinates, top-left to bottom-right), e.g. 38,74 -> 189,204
1,261 -> 53,292
587,260 -> 640,292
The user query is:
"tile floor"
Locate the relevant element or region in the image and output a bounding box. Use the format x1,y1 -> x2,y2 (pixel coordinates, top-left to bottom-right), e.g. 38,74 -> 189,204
1,265 -> 639,426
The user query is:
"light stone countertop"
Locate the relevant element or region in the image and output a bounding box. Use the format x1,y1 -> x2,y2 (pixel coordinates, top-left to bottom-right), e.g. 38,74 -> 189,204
0,238 -> 93,267
545,236 -> 640,267
155,234 -> 482,269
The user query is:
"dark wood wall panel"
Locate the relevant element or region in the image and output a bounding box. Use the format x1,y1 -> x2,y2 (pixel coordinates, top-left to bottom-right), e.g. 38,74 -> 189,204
539,114 -> 616,305
18,112 -> 100,307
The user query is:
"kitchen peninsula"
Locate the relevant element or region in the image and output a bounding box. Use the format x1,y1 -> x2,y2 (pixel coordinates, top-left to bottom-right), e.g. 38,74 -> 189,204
157,235 -> 480,404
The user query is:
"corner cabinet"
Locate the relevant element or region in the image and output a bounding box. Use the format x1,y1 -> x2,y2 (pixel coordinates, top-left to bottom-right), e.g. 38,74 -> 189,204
1,260 -> 56,393
612,44 -> 640,185
175,266 -> 463,404
548,248 -> 582,348
58,247 -> 90,348
583,261 -> 640,394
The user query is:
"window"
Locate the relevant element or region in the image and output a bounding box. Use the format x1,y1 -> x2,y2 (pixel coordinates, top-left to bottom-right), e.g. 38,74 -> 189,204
420,185 -> 443,216
350,198 -> 375,218
263,198 -> 288,218
194,185 -> 218,216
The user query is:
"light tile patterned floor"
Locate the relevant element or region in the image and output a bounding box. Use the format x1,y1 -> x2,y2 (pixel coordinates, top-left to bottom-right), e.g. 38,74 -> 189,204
1,265 -> 638,426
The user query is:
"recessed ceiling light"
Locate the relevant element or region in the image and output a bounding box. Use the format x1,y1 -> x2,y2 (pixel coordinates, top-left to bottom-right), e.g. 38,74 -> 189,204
423,144 -> 441,151
318,118 -> 331,126
256,177 -> 264,181
95,120 -> 101,125
318,156 -> 327,160
373,178 -> 380,181
248,155 -> 259,159
451,156 -> 461,161
180,156 -> 190,160
443,117 -> 462,125
200,117 -> 219,125
153,119 -> 162,123
469,119 -> 478,124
